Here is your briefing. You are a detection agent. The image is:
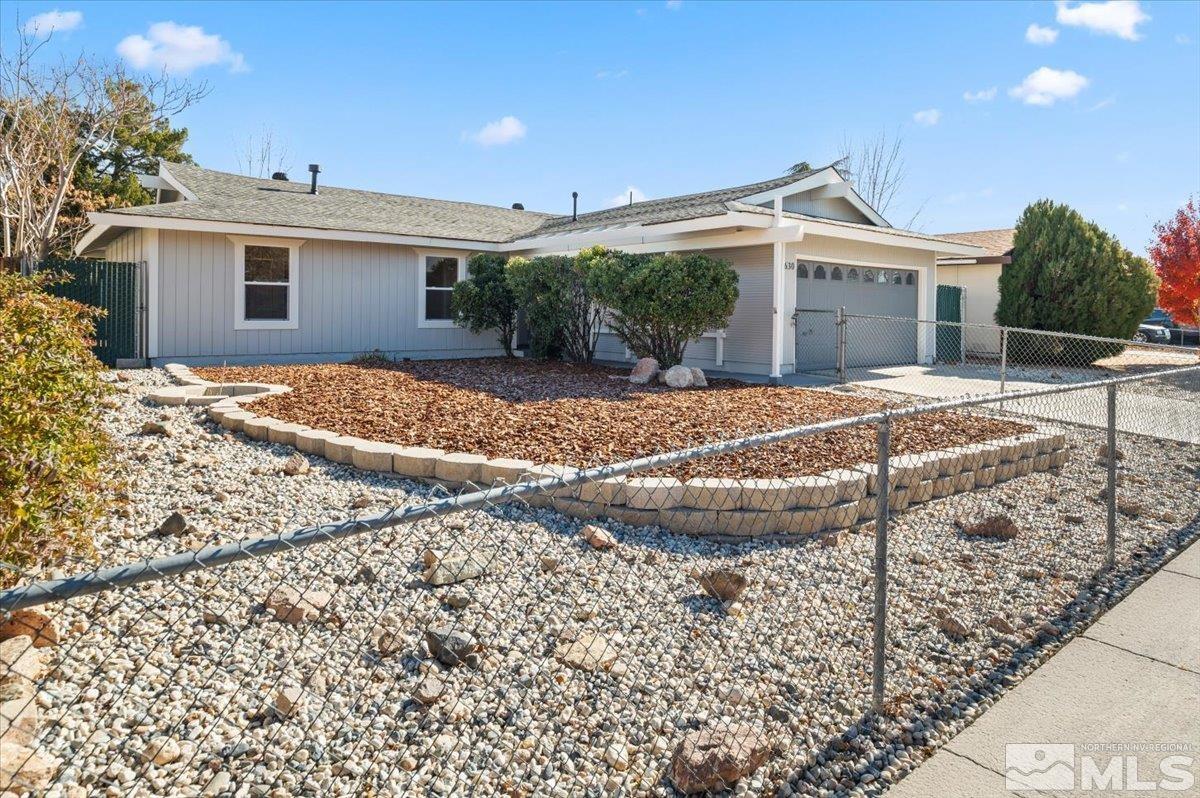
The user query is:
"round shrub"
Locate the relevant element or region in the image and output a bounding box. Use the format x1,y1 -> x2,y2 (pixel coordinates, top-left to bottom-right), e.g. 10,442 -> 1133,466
451,253 -> 518,356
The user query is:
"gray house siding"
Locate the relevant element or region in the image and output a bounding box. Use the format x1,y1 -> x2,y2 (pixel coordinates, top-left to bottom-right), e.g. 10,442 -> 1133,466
129,229 -> 503,365
595,244 -> 776,376
104,227 -> 145,263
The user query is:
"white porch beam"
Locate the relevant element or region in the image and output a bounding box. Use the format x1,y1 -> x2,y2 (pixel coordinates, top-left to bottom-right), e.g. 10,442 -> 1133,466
499,211 -> 774,253
770,197 -> 785,381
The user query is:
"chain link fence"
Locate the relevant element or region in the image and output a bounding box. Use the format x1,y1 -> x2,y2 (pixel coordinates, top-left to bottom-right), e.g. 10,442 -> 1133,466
2,364 -> 1198,796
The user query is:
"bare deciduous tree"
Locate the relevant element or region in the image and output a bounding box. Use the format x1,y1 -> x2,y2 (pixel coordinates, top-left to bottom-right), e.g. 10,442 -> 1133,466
836,130 -> 926,228
0,28 -> 207,261
235,128 -> 292,179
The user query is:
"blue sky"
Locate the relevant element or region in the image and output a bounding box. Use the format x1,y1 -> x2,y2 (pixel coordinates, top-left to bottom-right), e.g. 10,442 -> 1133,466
4,0 -> 1198,253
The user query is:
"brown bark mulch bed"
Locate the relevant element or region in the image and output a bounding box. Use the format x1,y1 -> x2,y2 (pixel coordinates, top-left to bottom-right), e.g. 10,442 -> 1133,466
195,358 -> 1029,481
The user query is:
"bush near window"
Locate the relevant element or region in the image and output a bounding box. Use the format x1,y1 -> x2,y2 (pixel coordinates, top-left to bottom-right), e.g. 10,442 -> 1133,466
587,249 -> 739,368
0,270 -> 109,587
996,199 -> 1158,364
505,255 -> 570,360
450,253 -> 519,356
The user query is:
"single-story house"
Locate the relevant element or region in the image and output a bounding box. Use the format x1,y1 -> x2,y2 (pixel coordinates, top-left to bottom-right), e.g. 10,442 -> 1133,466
935,228 -> 1015,357
75,161 -> 985,377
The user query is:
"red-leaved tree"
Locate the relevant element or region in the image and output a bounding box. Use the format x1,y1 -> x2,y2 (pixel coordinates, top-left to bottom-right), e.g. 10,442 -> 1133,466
1149,199 -> 1200,326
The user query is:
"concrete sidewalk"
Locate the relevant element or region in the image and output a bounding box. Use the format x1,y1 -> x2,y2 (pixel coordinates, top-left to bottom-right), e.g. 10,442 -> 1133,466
887,540 -> 1200,797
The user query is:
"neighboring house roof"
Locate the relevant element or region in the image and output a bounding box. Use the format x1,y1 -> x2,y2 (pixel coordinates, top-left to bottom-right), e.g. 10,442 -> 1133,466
105,161 -> 555,244
935,228 -> 1015,258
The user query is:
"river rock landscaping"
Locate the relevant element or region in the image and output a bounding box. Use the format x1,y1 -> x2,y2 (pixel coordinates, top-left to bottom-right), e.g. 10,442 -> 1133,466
2,368 -> 1197,798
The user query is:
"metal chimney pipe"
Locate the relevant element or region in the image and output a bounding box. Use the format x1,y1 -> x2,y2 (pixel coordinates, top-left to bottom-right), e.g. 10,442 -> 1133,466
572,191 -> 578,222
308,164 -> 320,195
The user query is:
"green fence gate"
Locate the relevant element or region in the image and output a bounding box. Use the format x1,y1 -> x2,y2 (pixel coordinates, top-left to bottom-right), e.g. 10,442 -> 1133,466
40,259 -> 141,366
936,284 -> 964,363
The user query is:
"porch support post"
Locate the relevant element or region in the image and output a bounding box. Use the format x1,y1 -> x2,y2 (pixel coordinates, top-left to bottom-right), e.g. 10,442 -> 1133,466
769,197 -> 784,383
145,228 -> 160,361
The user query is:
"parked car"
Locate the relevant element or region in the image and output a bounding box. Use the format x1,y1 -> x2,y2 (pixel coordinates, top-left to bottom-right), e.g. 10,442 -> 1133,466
1134,323 -> 1172,344
1143,308 -> 1199,346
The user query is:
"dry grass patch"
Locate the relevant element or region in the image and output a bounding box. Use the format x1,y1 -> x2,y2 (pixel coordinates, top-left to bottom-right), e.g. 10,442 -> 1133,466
196,359 -> 1028,480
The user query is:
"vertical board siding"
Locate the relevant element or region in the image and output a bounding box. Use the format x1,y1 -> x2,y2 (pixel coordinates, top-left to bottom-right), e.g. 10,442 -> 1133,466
153,231 -> 502,361
781,196 -> 870,224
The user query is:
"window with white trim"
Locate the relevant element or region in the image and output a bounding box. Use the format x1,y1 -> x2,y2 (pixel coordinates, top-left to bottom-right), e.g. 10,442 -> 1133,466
232,237 -> 300,330
418,252 -> 465,327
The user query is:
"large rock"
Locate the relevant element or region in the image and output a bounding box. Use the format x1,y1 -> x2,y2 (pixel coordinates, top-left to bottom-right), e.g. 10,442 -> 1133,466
689,368 -> 708,388
425,626 -> 480,668
154,511 -> 189,537
423,552 -> 490,586
281,453 -> 310,476
961,514 -> 1020,540
554,633 -> 620,672
0,635 -> 50,686
670,725 -> 772,794
0,611 -> 58,648
629,357 -> 660,385
663,365 -> 694,389
265,586 -> 334,625
580,524 -> 617,551
693,569 -> 748,602
0,741 -> 56,792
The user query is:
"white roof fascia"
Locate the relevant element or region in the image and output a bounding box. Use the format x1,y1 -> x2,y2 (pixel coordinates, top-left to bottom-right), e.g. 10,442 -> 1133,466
84,212 -> 504,252
735,167 -> 841,206
156,161 -> 198,202
800,217 -> 986,256
73,224 -> 112,255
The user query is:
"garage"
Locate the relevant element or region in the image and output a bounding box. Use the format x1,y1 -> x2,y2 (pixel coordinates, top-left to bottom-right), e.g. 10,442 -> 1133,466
793,260 -> 919,372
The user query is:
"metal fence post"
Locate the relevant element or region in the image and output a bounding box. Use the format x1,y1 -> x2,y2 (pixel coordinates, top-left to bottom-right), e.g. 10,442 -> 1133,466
959,291 -> 967,365
836,306 -> 847,384
999,327 -> 1008,394
1106,382 -> 1117,569
871,416 -> 890,714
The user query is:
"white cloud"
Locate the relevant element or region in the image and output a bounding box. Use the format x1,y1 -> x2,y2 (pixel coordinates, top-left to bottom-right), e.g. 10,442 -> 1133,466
665,0 -> 683,9
1055,1 -> 1149,41
1009,67 -> 1089,106
467,115 -> 527,147
963,87 -> 997,102
1177,34 -> 1192,45
1025,23 -> 1060,44
1088,96 -> 1116,111
609,186 -> 648,207
23,9 -> 82,36
596,69 -> 629,80
117,22 -> 246,74
913,108 -> 942,126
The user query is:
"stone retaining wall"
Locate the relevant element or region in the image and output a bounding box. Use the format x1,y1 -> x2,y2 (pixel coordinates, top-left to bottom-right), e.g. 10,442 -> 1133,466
155,364 -> 1070,542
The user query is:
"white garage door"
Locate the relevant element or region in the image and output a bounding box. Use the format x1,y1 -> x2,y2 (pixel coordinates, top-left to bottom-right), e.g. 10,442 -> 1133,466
794,262 -> 918,371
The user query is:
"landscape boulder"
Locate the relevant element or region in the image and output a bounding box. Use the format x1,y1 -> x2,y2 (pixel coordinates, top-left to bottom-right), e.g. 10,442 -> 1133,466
554,633 -> 621,672
581,524 -> 618,550
265,586 -> 334,625
629,357 -> 660,385
689,368 -> 708,388
0,611 -> 58,648
423,552 -> 490,586
670,725 -> 772,794
693,569 -> 748,602
425,625 -> 481,668
663,365 -> 694,389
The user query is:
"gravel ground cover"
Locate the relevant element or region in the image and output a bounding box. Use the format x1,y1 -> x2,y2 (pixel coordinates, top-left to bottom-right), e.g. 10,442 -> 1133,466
8,369 -> 1198,798
192,359 -> 1026,480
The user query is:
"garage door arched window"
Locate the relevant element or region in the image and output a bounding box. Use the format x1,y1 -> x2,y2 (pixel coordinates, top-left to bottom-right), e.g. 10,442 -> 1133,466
847,268 -> 859,281
893,273 -> 903,285
797,263 -> 808,278
863,269 -> 875,283
877,271 -> 888,284
905,273 -> 915,285
831,266 -> 843,281
814,265 -> 826,279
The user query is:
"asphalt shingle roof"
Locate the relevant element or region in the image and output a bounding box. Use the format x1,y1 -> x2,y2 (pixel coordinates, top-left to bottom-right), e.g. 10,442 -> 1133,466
934,228 -> 1015,257
106,162 -> 555,243
100,162 -> 978,250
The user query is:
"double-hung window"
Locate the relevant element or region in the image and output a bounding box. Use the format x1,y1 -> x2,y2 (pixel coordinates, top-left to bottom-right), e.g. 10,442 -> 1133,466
418,252 -> 465,327
233,237 -> 301,330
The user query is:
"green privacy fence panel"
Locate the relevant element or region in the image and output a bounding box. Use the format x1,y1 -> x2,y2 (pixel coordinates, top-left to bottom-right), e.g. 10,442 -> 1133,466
936,284 -> 963,363
40,259 -> 140,366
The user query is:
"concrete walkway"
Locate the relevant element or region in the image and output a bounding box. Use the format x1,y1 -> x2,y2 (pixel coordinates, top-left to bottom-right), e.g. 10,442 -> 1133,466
887,540 -> 1200,797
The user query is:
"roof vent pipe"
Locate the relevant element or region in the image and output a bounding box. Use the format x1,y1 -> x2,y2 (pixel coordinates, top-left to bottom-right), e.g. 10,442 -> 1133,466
572,191 -> 578,222
512,202 -> 524,210
271,171 -> 288,181
308,164 -> 320,195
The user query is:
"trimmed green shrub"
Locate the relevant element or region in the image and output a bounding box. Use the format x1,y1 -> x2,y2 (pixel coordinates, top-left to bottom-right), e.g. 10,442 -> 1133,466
996,200 -> 1158,364
0,270 -> 109,587
451,253 -> 518,356
506,255 -> 571,360
587,250 -> 739,367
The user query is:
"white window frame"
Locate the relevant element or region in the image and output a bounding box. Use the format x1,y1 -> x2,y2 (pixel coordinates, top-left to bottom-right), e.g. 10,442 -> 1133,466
230,235 -> 302,331
417,250 -> 466,329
